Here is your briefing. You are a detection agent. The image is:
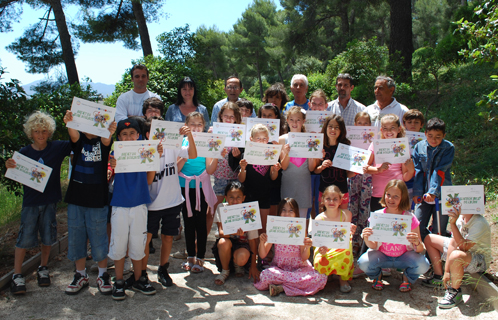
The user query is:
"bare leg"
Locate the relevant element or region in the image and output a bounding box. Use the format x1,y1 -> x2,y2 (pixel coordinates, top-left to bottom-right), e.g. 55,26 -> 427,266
132,259 -> 142,281
447,250 -> 472,290
233,248 -> 250,266
40,244 -> 51,267
14,248 -> 27,274
114,258 -> 125,281
217,238 -> 232,270
208,195 -> 224,234
259,208 -> 270,234
160,235 -> 173,266
424,234 -> 446,275
141,233 -> 153,271
74,257 -> 86,271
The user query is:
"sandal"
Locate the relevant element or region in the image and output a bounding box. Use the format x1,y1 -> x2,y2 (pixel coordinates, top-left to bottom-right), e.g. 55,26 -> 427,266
372,278 -> 384,291
181,257 -> 195,271
234,263 -> 245,277
191,259 -> 204,273
214,269 -> 230,285
399,282 -> 412,292
269,284 -> 284,296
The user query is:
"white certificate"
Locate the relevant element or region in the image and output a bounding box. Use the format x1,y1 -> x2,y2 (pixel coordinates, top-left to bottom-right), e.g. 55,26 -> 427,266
219,201 -> 262,235
332,143 -> 371,174
149,120 -> 184,149
311,220 -> 351,249
287,133 -> 324,159
113,140 -> 161,173
245,118 -> 280,142
192,132 -> 227,159
5,152 -> 53,193
441,185 -> 485,215
212,122 -> 246,148
346,126 -> 379,149
372,137 -> 410,164
244,142 -> 282,166
405,131 -> 425,152
267,216 -> 307,246
67,97 -> 116,138
368,212 -> 412,246
305,111 -> 334,133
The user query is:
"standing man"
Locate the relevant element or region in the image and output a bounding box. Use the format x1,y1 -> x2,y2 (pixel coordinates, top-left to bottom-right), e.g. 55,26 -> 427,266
284,74 -> 309,112
327,73 -> 366,126
365,76 -> 408,126
115,64 -> 161,122
210,75 -> 255,125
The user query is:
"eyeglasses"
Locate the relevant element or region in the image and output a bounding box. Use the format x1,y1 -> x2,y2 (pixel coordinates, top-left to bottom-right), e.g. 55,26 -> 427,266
311,102 -> 325,107
226,86 -> 240,90
222,115 -> 236,120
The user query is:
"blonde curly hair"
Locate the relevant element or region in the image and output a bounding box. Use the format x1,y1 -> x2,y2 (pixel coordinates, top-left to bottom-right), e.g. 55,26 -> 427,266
23,111 -> 56,140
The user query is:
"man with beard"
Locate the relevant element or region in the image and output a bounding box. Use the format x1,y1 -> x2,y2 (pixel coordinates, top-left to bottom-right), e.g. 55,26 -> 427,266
327,73 -> 366,126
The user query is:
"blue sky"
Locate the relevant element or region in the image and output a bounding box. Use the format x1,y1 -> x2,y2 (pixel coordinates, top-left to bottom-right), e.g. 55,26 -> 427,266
0,0 -> 283,85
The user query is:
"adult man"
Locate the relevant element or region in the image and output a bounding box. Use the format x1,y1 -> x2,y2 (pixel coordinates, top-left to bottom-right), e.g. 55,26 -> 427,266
365,76 -> 409,126
210,76 -> 255,125
115,64 -> 161,122
284,74 -> 309,112
327,74 -> 366,126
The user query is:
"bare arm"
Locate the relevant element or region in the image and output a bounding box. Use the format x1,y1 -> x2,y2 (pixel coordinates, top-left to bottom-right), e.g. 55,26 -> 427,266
258,233 -> 273,259
63,110 -> 80,143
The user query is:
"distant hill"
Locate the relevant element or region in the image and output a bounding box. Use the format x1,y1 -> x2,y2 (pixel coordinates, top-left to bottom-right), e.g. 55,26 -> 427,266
22,80 -> 116,98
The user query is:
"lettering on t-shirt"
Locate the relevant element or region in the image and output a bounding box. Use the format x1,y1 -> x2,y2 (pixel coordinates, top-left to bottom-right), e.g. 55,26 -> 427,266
154,162 -> 176,181
82,142 -> 102,162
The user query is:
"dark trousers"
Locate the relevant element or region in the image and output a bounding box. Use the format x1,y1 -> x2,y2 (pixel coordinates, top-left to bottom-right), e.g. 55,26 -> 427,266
415,201 -> 449,241
181,187 -> 208,259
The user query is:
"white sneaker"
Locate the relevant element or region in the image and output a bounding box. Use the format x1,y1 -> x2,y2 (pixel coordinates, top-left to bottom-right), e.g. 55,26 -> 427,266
123,257 -> 133,275
96,272 -> 112,295
65,273 -> 89,295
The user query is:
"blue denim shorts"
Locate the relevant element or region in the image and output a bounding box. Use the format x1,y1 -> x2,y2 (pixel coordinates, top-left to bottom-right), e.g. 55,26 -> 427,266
67,204 -> 109,262
213,177 -> 234,196
16,203 -> 57,249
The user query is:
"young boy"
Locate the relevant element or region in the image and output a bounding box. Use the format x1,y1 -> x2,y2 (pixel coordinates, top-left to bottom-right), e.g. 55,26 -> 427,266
6,111 -> 71,295
236,99 -> 254,122
108,117 -> 163,300
142,97 -> 164,119
62,110 -> 115,295
136,117 -> 196,288
402,109 -> 425,132
423,206 -> 490,308
412,118 -> 455,240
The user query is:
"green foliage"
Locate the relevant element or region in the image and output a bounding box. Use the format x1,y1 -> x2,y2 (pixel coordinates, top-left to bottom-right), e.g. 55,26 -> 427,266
307,73 -> 334,101
195,26 -> 230,79
157,24 -> 197,64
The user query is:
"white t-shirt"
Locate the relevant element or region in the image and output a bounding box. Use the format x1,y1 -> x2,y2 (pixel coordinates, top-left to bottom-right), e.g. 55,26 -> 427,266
365,98 -> 409,127
214,203 -> 259,240
148,147 -> 188,211
115,89 -> 161,122
456,214 -> 491,267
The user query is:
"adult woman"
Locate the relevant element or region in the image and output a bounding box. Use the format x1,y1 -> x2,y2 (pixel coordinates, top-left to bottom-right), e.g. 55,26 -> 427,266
165,77 -> 210,132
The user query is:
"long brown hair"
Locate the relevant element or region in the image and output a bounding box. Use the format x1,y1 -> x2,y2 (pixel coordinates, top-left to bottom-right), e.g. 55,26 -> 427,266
379,179 -> 410,211
277,198 -> 299,217
218,101 -> 242,124
321,114 -> 350,147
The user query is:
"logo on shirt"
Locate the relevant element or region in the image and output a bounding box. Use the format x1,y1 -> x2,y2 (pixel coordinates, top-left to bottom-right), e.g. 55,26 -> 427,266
154,162 -> 176,181
82,143 -> 102,162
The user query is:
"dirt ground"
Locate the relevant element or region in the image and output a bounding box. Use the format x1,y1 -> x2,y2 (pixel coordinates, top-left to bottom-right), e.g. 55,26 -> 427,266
1,217 -> 497,320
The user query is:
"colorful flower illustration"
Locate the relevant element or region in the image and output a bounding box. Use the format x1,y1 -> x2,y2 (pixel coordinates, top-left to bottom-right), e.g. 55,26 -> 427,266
391,143 -> 406,157
362,131 -> 375,143
230,129 -> 243,141
307,139 -> 320,151
139,147 -> 156,163
30,168 -> 46,183
352,153 -> 366,166
208,139 -> 222,151
410,137 -> 423,148
264,149 -> 278,160
267,124 -> 277,135
318,116 -> 326,128
152,128 -> 166,140
332,228 -> 347,242
93,112 -> 110,128
445,193 -> 462,209
287,223 -> 302,238
242,209 -> 257,223
391,221 -> 407,236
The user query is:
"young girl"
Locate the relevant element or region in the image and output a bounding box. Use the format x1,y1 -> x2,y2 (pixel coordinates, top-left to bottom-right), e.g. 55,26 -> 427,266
255,198 -> 327,296
238,124 -> 281,233
348,112 -> 373,256
178,112 -> 218,272
358,179 -> 429,292
364,114 -> 415,212
263,83 -> 289,114
313,185 -> 356,293
279,106 -> 316,218
236,99 -> 253,123
308,89 -> 328,111
212,181 -> 259,285
314,115 -> 355,210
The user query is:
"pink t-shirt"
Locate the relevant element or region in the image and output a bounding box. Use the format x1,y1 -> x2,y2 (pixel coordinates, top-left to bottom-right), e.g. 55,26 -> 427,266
372,209 -> 420,257
368,142 -> 403,197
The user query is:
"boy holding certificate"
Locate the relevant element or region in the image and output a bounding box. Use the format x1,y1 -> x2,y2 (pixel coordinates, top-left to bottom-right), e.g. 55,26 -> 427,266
6,111 -> 72,295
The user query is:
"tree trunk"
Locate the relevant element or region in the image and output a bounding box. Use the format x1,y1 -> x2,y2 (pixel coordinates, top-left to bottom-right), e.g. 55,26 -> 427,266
388,0 -> 413,82
131,0 -> 153,57
49,0 -> 79,85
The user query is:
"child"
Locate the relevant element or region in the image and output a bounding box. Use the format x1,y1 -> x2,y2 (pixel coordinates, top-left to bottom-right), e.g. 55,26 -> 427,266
423,206 -> 491,308
258,102 -> 287,138
138,117 -> 196,289
178,112 -> 217,272
212,181 -> 260,285
236,98 -> 253,123
402,109 -> 425,132
62,111 -> 116,295
108,117 -> 163,300
412,117 -> 454,240
238,124 -> 281,233
6,111 -> 71,295
142,97 -> 164,119
314,115 -> 355,210
263,83 -> 289,113
358,179 -> 429,292
308,89 -> 328,111
313,185 -> 356,293
255,198 -> 327,296
348,112 -> 373,256
365,114 -> 415,212
209,102 -> 243,236
279,106 -> 316,218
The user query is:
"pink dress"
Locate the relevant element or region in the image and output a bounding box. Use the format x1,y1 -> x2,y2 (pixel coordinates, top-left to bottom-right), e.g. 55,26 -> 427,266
254,244 -> 327,296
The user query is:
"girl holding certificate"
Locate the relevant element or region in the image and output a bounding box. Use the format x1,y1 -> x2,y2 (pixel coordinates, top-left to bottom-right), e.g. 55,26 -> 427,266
358,180 -> 429,292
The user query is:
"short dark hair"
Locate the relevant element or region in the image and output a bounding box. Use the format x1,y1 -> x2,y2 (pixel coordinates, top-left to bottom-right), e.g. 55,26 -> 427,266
142,97 -> 164,116
224,180 -> 245,196
258,103 -> 286,135
426,117 -> 446,134
175,77 -> 199,106
263,83 -> 289,111
225,75 -> 243,89
130,64 -> 149,78
403,109 -> 425,125
336,73 -> 354,86
236,98 -> 254,114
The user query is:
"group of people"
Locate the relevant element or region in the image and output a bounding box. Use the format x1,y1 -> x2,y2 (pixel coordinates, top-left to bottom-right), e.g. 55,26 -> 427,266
7,64 -> 491,310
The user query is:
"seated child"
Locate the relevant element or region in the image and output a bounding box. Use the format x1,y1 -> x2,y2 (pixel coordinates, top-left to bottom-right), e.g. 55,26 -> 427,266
358,179 -> 430,292
255,198 -> 327,296
212,181 -> 260,285
423,205 -> 491,309
6,111 -> 71,295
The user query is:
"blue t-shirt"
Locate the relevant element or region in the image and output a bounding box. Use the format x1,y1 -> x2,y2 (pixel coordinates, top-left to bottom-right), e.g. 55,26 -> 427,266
284,99 -> 309,112
111,171 -> 150,208
20,140 -> 72,207
179,138 -> 206,188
